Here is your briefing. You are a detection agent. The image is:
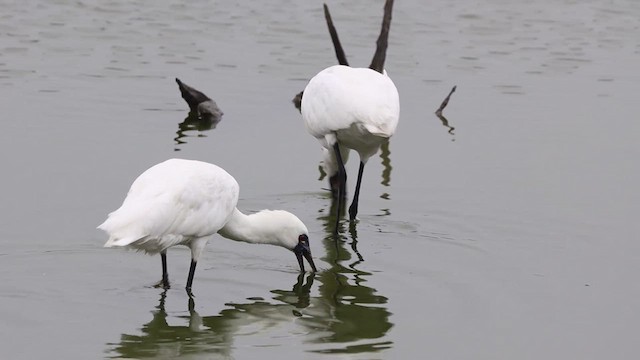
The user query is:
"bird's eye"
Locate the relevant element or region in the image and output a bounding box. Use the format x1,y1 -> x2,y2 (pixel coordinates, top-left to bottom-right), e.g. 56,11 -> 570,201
298,234 -> 308,243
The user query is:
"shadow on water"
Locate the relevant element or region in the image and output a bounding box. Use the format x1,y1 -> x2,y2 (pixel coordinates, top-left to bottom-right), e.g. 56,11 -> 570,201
106,197 -> 393,357
173,111 -> 220,151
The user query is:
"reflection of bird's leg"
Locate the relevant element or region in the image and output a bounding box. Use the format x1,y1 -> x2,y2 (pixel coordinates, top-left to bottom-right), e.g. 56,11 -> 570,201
286,272 -> 315,308
293,273 -> 305,292
348,222 -> 364,262
348,162 -> 365,221
157,289 -> 167,311
380,141 -> 391,187
303,272 -> 315,291
329,173 -> 341,199
187,297 -> 203,331
153,251 -> 170,289
333,142 -> 347,235
328,196 -> 344,243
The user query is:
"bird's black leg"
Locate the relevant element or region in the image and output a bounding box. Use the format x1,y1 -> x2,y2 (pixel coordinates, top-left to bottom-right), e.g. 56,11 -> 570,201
153,252 -> 170,289
333,142 -> 347,236
161,252 -> 169,287
329,173 -> 342,200
348,161 -> 365,221
186,260 -> 197,296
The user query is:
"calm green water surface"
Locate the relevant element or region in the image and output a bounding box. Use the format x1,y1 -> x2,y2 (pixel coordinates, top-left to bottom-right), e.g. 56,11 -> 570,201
1,0 -> 639,359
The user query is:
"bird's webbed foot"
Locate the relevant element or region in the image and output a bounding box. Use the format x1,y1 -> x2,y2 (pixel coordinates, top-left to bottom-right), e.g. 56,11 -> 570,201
153,278 -> 170,289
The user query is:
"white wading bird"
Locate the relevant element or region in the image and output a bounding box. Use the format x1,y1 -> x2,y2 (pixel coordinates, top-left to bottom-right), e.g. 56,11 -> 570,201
301,0 -> 399,228
98,159 -> 317,292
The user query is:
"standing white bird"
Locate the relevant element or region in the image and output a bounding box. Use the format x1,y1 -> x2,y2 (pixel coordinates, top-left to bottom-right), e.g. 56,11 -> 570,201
301,0 -> 399,228
98,159 -> 317,293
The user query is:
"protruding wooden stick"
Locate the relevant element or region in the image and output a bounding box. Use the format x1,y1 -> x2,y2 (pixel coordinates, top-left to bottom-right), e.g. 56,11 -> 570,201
323,3 -> 349,66
435,86 -> 456,136
369,0 -> 395,73
436,85 -> 456,115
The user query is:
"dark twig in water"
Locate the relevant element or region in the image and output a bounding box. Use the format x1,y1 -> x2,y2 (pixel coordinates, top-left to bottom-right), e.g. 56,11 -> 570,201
436,85 -> 456,114
292,91 -> 303,113
176,78 -> 210,109
175,78 -> 223,121
436,112 -> 455,136
174,78 -> 222,150
435,86 -> 457,137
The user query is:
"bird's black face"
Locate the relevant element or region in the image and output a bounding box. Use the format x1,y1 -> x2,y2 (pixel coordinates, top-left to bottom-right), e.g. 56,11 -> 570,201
294,234 -> 317,273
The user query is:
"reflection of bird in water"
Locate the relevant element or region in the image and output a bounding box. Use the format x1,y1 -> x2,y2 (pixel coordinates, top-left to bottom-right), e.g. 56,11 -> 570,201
269,272 -> 315,309
107,290 -> 211,358
304,197 -> 393,352
97,159 -> 317,295
107,274 -> 315,358
302,0 -> 399,231
379,140 -> 392,190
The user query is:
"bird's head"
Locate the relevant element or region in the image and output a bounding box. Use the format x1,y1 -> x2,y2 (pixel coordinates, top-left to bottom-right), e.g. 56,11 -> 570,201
278,211 -> 317,273
249,210 -> 317,273
293,234 -> 317,273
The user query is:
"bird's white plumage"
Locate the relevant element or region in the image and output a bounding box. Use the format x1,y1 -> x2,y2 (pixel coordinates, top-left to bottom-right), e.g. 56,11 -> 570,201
98,158 -> 317,290
218,209 -> 308,250
98,159 -> 239,254
301,65 -> 399,160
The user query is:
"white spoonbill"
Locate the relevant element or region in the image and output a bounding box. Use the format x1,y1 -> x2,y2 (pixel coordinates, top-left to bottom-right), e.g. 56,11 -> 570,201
98,158 -> 317,292
301,0 -> 399,225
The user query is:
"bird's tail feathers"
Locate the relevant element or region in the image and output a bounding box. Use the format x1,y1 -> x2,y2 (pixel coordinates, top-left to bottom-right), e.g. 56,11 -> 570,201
98,211 -> 149,248
103,234 -> 146,248
364,122 -> 394,138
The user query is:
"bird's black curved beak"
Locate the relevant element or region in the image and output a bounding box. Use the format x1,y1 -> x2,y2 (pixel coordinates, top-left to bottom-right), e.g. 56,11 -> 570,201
294,240 -> 317,273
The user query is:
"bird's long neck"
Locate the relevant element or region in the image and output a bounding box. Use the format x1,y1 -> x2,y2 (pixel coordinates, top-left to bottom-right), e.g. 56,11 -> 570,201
217,208 -> 273,245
